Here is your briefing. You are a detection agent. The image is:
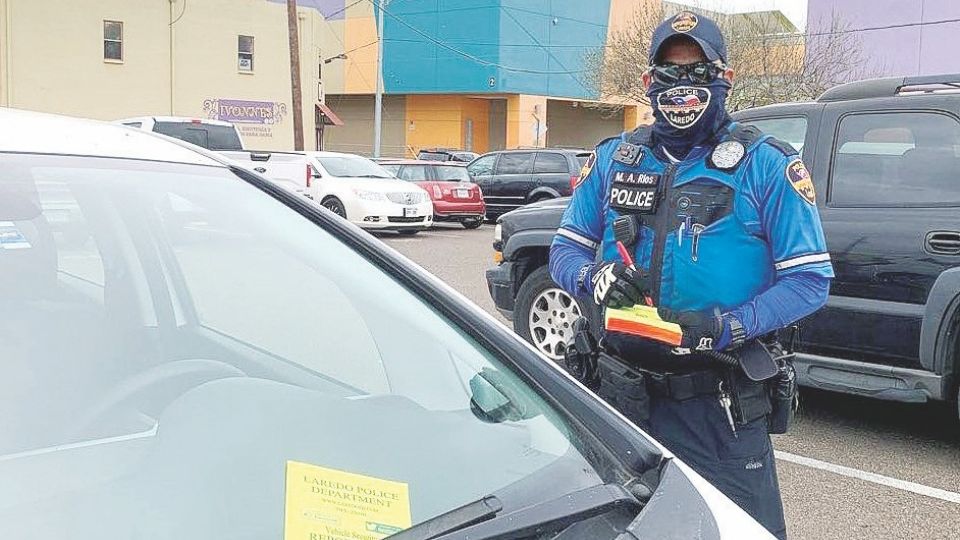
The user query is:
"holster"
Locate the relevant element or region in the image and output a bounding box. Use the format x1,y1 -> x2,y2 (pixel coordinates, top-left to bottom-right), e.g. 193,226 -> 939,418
730,336 -> 798,434
563,319 -> 650,423
766,341 -> 798,434
595,352 -> 650,423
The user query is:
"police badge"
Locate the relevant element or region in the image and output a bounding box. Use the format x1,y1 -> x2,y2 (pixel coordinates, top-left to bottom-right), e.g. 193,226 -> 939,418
709,140 -> 746,170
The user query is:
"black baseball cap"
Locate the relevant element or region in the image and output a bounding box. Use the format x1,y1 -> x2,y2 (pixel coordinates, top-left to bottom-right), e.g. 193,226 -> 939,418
649,10 -> 727,65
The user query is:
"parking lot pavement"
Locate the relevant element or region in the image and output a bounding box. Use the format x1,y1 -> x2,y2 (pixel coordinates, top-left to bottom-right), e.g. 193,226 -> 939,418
382,223 -> 960,540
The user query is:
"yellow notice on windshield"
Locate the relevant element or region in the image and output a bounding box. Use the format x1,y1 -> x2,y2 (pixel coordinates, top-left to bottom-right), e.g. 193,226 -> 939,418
284,461 -> 412,540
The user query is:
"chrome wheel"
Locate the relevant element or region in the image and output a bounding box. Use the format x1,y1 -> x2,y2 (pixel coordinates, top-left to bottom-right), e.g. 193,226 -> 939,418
528,287 -> 582,360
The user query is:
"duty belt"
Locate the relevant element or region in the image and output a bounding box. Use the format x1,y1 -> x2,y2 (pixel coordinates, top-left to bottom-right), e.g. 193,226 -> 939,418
645,367 -> 723,401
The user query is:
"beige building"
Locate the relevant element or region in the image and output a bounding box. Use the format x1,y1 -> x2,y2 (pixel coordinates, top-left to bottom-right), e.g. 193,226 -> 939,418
0,0 -> 648,155
0,0 -> 344,150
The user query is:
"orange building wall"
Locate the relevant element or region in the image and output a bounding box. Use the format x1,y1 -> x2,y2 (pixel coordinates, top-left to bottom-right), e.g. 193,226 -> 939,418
461,98 -> 491,154
404,95 -> 464,157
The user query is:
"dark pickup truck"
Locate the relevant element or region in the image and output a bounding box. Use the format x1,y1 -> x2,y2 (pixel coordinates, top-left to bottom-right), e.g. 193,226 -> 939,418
486,74 -> 960,421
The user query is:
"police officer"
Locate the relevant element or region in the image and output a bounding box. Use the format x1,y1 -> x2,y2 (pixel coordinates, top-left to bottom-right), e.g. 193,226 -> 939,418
549,11 -> 833,540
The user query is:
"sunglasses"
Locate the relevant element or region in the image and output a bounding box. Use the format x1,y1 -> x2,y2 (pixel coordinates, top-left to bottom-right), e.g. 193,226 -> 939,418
649,61 -> 726,86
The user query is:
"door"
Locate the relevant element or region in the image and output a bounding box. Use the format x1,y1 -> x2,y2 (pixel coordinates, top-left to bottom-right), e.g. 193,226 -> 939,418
532,152 -> 571,199
803,105 -> 960,368
467,153 -> 498,208
487,152 -> 535,214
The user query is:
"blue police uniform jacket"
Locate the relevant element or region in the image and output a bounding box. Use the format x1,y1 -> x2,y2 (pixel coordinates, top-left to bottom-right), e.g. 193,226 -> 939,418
551,123 -> 834,316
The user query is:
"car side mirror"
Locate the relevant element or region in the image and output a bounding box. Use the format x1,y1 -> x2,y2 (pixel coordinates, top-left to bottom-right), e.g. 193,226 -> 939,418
468,368 -> 541,423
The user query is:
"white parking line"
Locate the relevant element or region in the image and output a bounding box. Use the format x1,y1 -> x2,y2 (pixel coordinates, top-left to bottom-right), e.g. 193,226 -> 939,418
775,450 -> 960,504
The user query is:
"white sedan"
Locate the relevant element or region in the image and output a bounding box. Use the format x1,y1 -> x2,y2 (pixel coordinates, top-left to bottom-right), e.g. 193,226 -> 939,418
309,152 -> 433,234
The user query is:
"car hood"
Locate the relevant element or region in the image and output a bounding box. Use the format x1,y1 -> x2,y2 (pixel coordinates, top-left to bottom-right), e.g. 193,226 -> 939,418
332,176 -> 428,194
628,458 -> 777,539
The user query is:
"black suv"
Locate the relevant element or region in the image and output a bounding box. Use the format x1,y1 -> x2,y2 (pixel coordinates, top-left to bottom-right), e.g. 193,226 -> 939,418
467,149 -> 592,220
486,74 -> 960,420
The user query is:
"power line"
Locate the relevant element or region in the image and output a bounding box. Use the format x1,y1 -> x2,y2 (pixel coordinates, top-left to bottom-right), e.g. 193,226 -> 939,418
500,6 -> 592,93
342,39 -> 379,56
735,16 -> 960,42
322,0 -> 365,20
363,0 -> 589,76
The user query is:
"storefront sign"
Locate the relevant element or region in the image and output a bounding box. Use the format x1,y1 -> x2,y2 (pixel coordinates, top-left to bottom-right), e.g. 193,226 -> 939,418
202,98 -> 288,138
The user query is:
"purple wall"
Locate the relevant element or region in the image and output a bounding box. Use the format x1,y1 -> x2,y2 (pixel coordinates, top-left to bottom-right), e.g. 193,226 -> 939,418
807,0 -> 960,79
266,0 -> 347,20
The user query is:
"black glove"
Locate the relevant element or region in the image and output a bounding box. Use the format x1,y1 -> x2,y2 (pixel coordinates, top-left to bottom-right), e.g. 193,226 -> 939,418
591,262 -> 651,309
659,307 -> 730,352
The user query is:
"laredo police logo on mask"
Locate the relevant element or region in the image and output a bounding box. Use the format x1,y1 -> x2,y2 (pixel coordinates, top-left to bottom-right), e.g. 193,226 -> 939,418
657,86 -> 711,130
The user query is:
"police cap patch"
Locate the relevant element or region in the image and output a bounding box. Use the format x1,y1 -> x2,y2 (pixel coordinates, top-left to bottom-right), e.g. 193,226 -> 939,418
786,159 -> 816,205
671,11 -> 699,33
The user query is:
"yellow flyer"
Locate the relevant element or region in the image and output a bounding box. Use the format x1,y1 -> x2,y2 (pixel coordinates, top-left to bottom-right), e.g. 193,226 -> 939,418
284,461 -> 412,540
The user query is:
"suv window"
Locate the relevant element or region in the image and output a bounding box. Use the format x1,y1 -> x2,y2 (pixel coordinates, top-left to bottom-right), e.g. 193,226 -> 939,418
152,122 -> 243,151
467,154 -> 496,176
534,153 -> 568,174
496,153 -> 535,175
830,112 -> 960,206
743,117 -> 808,154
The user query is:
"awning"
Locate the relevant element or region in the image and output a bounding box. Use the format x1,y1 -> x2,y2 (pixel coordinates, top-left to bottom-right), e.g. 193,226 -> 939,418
316,102 -> 344,126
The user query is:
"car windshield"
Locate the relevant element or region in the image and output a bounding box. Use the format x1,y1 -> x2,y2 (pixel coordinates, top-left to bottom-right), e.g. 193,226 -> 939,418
317,155 -> 393,178
434,165 -> 471,182
0,153 -> 619,538
152,121 -> 243,151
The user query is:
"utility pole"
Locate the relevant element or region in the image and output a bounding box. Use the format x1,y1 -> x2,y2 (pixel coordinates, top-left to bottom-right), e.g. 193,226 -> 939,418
286,0 -> 305,151
373,0 -> 385,158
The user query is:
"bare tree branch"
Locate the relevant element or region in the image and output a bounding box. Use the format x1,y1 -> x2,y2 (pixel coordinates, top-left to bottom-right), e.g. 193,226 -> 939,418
586,6 -> 882,113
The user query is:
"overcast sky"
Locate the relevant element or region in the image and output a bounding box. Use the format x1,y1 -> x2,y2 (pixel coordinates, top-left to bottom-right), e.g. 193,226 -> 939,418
671,0 -> 809,30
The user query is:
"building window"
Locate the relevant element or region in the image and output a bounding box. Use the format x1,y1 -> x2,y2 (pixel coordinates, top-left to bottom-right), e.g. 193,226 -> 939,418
238,35 -> 254,72
103,20 -> 123,61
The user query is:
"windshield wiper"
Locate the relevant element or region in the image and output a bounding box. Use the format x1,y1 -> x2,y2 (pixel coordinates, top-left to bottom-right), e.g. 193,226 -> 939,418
388,483 -> 640,540
354,174 -> 392,178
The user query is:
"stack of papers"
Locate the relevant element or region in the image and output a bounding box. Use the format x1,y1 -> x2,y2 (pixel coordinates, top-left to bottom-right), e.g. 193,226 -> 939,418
604,305 -> 683,346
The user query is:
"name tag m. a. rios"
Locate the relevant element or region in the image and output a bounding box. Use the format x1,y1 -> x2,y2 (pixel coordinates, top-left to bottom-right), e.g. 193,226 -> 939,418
610,171 -> 661,214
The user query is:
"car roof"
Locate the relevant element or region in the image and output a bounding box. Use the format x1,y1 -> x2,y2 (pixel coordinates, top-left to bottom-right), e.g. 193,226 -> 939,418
731,101 -> 820,119
117,115 -> 237,128
306,151 -> 372,159
379,159 -> 466,166
0,108 -> 224,166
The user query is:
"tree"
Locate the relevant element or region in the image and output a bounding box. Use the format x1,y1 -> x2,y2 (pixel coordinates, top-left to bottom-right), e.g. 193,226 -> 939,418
586,3 -> 880,112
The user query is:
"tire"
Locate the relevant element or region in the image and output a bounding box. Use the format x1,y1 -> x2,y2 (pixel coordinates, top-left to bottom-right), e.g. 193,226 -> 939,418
462,218 -> 483,229
514,266 -> 583,361
397,229 -> 419,236
530,194 -> 555,203
321,197 -> 346,218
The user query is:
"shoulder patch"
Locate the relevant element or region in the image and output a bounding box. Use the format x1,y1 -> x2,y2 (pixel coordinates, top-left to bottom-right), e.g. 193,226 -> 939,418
786,158 -> 816,205
767,137 -> 799,156
574,152 -> 596,189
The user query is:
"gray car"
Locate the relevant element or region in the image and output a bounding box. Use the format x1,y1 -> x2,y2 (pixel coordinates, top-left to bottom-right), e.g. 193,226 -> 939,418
0,108 -> 773,539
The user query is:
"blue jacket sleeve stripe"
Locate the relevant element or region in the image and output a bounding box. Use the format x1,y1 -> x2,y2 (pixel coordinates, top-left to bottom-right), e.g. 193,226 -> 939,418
557,227 -> 600,250
774,252 -> 831,271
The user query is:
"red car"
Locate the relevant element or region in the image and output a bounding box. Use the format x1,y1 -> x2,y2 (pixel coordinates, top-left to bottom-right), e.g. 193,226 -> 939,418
380,160 -> 486,229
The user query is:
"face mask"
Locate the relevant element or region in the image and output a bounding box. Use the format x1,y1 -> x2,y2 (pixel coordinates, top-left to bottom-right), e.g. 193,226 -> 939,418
647,79 -> 731,155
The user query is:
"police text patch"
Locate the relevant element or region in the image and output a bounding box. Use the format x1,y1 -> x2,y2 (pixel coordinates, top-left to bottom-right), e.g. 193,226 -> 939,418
786,159 -> 816,205
610,172 -> 661,214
